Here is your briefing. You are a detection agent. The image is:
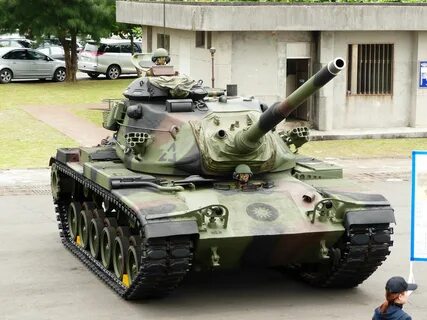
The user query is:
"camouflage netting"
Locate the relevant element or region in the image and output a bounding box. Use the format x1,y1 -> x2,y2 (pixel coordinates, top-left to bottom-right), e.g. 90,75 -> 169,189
149,75 -> 196,98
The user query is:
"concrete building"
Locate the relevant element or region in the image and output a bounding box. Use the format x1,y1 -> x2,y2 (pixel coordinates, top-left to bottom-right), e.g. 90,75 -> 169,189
117,1 -> 427,131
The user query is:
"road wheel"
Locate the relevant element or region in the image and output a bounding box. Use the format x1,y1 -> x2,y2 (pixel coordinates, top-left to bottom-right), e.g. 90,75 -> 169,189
106,65 -> 121,80
93,207 -> 106,221
89,217 -> 104,259
78,208 -> 94,249
104,217 -> 118,228
87,72 -> 100,79
113,235 -> 130,279
0,68 -> 13,84
67,202 -> 81,241
101,226 -> 116,269
127,236 -> 142,285
53,67 -> 66,82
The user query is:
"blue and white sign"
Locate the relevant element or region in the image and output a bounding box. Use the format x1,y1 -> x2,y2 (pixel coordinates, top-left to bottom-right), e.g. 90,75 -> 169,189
410,151 -> 427,261
419,61 -> 427,88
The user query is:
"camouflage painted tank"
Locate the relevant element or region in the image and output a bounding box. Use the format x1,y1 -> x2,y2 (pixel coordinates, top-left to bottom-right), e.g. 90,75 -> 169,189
50,57 -> 395,299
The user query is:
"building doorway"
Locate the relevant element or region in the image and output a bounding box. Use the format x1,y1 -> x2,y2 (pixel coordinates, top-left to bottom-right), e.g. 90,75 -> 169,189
286,59 -> 311,122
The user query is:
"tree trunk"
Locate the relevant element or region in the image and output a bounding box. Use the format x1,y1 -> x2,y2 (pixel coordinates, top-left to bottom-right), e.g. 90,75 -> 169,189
59,34 -> 77,83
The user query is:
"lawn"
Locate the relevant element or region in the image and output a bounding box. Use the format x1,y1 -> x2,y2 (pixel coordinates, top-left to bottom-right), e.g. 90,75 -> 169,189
0,78 -> 426,168
0,79 -> 131,168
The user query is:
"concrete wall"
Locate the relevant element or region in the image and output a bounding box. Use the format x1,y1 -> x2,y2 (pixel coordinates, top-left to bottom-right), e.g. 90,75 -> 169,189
333,31 -> 414,129
231,32 -> 278,101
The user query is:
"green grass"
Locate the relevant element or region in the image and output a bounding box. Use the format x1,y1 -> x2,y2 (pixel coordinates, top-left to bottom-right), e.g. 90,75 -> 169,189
0,79 -> 131,109
0,109 -> 75,169
72,108 -> 104,127
300,138 -> 426,159
0,79 -> 130,168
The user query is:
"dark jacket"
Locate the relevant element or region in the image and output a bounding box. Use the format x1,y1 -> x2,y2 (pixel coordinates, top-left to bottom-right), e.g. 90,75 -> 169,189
372,303 -> 412,320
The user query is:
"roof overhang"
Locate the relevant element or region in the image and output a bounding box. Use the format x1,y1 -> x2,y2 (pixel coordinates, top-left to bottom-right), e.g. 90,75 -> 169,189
116,1 -> 427,31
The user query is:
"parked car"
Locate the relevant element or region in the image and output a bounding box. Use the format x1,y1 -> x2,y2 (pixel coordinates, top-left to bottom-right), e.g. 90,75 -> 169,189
0,38 -> 32,48
37,38 -> 83,54
0,47 -> 66,83
37,45 -> 65,60
78,39 -> 142,79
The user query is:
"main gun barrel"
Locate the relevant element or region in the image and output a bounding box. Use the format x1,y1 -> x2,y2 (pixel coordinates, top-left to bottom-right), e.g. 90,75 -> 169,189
235,58 -> 345,152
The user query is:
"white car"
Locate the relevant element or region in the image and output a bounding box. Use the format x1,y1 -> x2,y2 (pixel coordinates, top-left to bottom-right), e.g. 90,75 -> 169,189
37,46 -> 65,60
78,39 -> 142,79
0,47 -> 66,83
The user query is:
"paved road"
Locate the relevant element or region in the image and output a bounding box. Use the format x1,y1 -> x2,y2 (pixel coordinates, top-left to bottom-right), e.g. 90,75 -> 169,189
0,161 -> 425,320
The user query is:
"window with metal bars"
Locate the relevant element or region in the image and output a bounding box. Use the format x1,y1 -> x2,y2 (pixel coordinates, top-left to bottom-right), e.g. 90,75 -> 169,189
347,44 -> 394,95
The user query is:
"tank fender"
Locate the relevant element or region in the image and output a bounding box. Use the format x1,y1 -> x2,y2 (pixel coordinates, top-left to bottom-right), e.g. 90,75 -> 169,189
344,208 -> 395,229
144,220 -> 199,239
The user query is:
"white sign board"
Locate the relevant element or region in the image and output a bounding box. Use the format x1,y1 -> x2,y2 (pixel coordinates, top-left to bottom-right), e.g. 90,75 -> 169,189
411,151 -> 427,261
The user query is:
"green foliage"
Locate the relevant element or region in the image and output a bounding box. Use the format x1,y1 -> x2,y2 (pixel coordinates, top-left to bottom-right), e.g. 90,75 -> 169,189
0,0 -> 116,81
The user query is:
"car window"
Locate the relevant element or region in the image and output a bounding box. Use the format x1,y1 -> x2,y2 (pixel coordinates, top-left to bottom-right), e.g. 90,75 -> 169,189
0,39 -> 10,47
121,44 -> 133,54
99,44 -> 120,53
3,50 -> 27,60
27,50 -> 48,60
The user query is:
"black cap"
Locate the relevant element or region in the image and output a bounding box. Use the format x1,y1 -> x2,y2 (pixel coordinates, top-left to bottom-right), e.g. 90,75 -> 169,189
385,276 -> 418,293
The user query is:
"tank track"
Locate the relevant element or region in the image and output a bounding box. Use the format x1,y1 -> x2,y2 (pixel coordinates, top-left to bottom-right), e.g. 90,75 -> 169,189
53,160 -> 194,300
299,223 -> 393,288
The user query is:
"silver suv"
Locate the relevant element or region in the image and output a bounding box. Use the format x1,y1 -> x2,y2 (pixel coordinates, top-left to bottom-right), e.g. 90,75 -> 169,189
78,39 -> 142,80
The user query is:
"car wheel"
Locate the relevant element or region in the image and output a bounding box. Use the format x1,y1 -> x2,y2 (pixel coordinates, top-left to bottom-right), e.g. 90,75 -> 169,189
87,72 -> 100,79
53,67 -> 66,82
106,65 -> 121,80
0,68 -> 13,84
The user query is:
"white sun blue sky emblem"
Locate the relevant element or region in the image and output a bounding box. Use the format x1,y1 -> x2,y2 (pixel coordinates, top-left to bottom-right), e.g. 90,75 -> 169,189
246,203 -> 279,221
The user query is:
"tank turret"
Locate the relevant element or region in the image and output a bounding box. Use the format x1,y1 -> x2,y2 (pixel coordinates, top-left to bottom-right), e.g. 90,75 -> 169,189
103,58 -> 346,176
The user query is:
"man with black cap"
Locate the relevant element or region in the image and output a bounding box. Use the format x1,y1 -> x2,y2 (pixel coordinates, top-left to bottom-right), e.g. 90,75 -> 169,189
372,276 -> 418,319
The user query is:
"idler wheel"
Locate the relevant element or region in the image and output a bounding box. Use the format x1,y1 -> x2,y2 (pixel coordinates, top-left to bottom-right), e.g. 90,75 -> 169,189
89,217 -> 104,259
79,207 -> 94,249
113,235 -> 130,279
127,236 -> 142,285
67,202 -> 81,241
50,165 -> 61,201
101,226 -> 116,269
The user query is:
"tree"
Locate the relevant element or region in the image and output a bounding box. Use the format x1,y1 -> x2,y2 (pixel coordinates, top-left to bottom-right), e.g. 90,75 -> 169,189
0,0 -> 115,82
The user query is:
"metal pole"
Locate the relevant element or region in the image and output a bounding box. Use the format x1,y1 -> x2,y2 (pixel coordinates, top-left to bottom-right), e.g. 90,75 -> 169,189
163,0 -> 166,46
210,47 -> 216,88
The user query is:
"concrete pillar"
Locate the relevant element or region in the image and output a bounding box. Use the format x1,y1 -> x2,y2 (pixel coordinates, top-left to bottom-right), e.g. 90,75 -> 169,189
277,41 -> 287,101
317,32 -> 335,131
410,32 -> 427,127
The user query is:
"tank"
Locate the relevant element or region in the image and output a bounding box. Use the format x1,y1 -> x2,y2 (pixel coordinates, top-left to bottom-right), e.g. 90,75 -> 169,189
50,57 -> 395,299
